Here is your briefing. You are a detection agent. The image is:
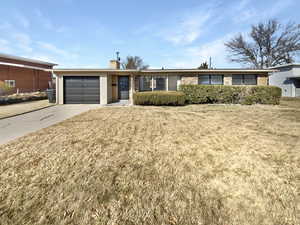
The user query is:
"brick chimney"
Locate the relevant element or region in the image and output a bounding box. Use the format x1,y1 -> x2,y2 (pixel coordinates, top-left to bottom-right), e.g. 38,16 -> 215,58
109,60 -> 120,69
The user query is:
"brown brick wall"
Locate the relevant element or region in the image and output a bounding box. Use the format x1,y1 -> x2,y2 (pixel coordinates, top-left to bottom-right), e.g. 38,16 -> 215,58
0,65 -> 52,93
257,75 -> 268,85
224,75 -> 232,85
181,75 -> 198,85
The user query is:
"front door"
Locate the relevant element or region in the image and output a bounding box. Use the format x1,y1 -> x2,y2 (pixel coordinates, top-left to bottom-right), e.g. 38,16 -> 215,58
118,76 -> 129,100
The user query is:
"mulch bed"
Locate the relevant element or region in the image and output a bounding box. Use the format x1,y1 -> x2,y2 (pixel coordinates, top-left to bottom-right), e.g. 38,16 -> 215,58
0,92 -> 47,105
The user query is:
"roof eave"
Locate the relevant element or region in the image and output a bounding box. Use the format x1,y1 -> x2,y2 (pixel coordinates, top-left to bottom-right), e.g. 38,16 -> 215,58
269,63 -> 300,69
0,53 -> 57,67
53,68 -> 274,74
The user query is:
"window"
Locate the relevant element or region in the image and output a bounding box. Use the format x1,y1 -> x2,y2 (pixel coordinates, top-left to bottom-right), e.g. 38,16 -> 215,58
139,75 -> 176,91
168,75 -> 178,91
210,75 -> 223,85
153,76 -> 166,91
244,75 -> 257,85
139,76 -> 152,91
198,75 -> 223,85
5,80 -> 16,88
232,75 -> 243,85
232,75 -> 257,85
198,75 -> 210,84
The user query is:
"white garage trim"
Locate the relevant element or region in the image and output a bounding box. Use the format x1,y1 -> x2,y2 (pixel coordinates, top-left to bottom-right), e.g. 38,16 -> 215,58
55,73 -> 108,105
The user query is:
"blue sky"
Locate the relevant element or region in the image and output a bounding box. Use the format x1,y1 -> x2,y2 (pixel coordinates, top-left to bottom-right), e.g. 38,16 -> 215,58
0,0 -> 299,68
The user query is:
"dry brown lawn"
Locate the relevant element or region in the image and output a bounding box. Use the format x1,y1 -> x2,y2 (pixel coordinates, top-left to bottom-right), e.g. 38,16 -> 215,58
0,98 -> 299,225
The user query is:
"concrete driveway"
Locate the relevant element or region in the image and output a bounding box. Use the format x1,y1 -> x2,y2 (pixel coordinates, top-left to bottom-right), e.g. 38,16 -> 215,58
0,104 -> 102,145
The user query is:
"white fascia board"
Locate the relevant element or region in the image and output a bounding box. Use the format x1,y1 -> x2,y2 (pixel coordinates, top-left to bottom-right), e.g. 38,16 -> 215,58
0,62 -> 50,71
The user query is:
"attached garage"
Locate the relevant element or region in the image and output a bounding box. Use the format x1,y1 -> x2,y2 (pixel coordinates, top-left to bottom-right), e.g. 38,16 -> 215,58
64,76 -> 100,104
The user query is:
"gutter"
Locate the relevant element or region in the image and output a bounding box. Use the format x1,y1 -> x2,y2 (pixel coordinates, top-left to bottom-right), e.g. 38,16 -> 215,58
0,62 -> 51,71
53,69 -> 275,74
0,53 -> 57,66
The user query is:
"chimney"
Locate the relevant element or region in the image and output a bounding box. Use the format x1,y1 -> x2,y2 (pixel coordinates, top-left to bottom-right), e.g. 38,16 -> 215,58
109,60 -> 120,69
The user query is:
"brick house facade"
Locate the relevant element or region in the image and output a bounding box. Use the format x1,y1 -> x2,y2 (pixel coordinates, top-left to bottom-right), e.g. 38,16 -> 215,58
0,53 -> 57,93
54,60 -> 272,105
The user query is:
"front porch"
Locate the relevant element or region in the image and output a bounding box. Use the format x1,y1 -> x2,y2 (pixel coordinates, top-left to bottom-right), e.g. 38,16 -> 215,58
108,74 -> 179,105
109,74 -> 136,105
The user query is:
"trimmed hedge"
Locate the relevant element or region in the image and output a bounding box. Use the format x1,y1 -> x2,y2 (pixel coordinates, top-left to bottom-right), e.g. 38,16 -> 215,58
179,85 -> 281,105
133,91 -> 186,106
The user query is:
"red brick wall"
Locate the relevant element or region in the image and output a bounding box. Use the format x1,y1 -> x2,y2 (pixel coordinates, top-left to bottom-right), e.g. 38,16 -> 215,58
0,64 -> 52,93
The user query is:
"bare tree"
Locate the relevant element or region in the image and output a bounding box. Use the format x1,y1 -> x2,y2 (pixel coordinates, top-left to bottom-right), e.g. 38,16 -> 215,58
198,62 -> 209,69
121,56 -> 149,70
225,19 -> 300,68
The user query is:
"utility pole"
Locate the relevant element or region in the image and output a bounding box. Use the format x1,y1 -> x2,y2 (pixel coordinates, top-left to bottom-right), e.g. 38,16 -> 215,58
209,57 -> 212,69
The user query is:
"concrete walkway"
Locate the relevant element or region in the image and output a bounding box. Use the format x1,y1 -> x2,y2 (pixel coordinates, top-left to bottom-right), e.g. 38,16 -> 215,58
0,100 -> 53,119
0,104 -> 102,145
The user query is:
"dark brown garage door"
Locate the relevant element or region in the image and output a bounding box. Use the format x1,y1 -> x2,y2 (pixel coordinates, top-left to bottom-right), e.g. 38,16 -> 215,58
64,76 -> 100,104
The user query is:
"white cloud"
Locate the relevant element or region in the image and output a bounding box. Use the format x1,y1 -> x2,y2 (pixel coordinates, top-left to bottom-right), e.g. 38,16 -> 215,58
0,39 -> 13,53
186,39 -> 227,67
12,33 -> 33,52
267,0 -> 295,17
15,13 -> 30,28
34,8 -> 42,17
232,0 -> 295,24
34,9 -> 67,33
0,22 -> 12,30
166,34 -> 238,68
61,0 -> 74,4
135,1 -> 220,46
235,0 -> 251,11
158,11 -> 212,45
151,0 -> 298,69
37,41 -> 78,59
0,14 -> 75,67
37,42 -> 66,55
56,26 -> 68,33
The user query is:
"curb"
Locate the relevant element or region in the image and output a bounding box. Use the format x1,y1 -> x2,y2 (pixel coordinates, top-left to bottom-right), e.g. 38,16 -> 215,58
0,104 -> 56,120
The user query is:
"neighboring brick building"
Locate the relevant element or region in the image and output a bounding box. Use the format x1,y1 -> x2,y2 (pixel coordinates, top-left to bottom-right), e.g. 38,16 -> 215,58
0,53 -> 57,93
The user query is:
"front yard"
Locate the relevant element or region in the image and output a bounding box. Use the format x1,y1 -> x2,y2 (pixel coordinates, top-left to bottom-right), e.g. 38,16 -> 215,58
0,99 -> 299,225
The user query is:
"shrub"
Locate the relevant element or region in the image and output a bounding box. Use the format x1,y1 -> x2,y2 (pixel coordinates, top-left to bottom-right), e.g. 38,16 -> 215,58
133,91 -> 186,106
0,91 -> 47,105
0,81 -> 14,96
179,85 -> 281,105
242,86 -> 282,105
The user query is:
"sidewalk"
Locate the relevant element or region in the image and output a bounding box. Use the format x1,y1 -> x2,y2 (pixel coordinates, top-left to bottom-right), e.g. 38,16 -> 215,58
0,100 -> 54,119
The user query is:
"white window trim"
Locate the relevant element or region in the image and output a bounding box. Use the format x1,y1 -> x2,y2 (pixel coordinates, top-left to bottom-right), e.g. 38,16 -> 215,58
140,75 -> 170,91
151,76 -> 154,91
166,75 -> 169,91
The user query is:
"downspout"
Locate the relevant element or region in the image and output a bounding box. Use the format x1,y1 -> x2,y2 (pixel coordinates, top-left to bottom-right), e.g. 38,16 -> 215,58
51,69 -> 58,104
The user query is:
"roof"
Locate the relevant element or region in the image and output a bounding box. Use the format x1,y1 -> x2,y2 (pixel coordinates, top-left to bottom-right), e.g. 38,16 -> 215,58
287,76 -> 300,79
140,68 -> 274,73
0,62 -> 52,71
269,63 -> 300,69
0,53 -> 58,66
53,68 -> 274,74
